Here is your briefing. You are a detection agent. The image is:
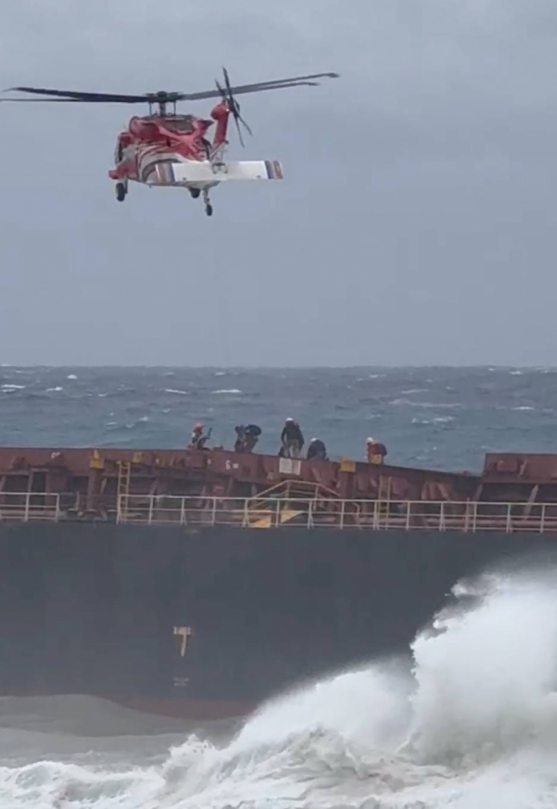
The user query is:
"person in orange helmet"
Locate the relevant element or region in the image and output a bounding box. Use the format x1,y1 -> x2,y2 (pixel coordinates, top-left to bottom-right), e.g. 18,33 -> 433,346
189,422 -> 211,450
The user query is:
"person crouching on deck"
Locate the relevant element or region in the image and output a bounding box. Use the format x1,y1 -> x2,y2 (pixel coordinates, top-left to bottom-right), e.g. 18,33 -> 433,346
366,437 -> 387,465
307,438 -> 328,461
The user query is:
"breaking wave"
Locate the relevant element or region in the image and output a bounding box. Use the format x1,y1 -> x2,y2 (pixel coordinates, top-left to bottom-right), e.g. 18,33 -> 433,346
3,568 -> 557,807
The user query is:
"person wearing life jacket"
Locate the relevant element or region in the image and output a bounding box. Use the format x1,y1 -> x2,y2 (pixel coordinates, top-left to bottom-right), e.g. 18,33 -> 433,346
366,437 -> 387,465
280,418 -> 304,458
189,422 -> 211,450
307,437 -> 328,461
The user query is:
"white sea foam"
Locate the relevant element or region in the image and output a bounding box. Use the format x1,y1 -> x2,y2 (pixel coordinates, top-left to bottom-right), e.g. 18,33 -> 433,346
2,567 -> 557,807
164,389 -> 189,396
212,389 -> 242,394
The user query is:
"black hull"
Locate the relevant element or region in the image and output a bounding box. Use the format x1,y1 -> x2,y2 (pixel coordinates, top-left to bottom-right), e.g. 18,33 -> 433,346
0,524 -> 554,719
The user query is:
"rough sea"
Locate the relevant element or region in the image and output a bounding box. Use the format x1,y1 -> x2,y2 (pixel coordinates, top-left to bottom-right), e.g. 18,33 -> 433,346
1,365 -> 557,808
1,365 -> 556,472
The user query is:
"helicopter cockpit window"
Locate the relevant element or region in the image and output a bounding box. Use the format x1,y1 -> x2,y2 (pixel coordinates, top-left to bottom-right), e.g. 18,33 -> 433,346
163,116 -> 195,134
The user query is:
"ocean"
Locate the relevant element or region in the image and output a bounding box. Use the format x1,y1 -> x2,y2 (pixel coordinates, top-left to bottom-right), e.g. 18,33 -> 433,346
1,365 -> 556,472
1,365 -> 557,808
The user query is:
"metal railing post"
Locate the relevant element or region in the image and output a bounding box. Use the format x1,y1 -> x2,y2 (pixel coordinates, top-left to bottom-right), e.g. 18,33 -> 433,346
541,503 -> 546,533
340,500 -> 345,530
243,498 -> 249,528
24,492 -> 30,523
373,500 -> 379,530
440,501 -> 446,531
506,503 -> 512,533
180,497 -> 186,526
148,495 -> 154,525
55,494 -> 61,523
308,500 -> 314,529
472,502 -> 478,532
405,501 -> 411,531
275,499 -> 280,528
211,498 -> 217,527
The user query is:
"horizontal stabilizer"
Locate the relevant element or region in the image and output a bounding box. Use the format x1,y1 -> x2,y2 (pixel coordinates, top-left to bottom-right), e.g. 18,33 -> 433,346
148,159 -> 284,186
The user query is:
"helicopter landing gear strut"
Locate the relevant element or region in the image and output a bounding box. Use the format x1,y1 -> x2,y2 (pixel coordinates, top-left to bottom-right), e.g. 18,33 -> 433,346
115,181 -> 128,202
202,188 -> 213,217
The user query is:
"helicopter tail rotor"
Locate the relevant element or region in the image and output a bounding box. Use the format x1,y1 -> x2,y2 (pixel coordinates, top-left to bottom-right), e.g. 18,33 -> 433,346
216,68 -> 253,147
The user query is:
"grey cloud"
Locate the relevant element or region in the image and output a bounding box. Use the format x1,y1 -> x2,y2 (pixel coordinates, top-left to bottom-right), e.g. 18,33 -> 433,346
0,1 -> 555,365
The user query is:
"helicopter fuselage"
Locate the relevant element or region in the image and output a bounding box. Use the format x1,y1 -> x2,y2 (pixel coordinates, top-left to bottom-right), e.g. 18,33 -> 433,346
109,101 -> 230,187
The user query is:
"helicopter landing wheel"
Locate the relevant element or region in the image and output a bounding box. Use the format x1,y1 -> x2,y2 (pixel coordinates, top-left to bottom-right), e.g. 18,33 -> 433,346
202,188 -> 213,217
115,182 -> 127,202
190,188 -> 201,199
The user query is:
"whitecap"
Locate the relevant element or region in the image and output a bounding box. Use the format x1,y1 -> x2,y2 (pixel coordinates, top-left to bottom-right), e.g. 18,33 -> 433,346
46,387 -> 63,393
67,374 -> 78,380
513,406 -> 535,411
165,388 -> 189,396
433,416 -> 455,423
212,388 -> 242,394
391,398 -> 462,409
215,371 -> 226,376
509,370 -> 523,376
1,384 -> 25,390
97,393 -> 108,398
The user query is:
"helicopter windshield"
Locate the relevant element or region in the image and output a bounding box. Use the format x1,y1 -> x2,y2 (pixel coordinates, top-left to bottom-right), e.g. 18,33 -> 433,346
162,115 -> 195,134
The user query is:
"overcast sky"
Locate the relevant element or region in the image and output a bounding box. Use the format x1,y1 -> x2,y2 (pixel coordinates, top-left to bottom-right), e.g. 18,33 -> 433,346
0,0 -> 555,365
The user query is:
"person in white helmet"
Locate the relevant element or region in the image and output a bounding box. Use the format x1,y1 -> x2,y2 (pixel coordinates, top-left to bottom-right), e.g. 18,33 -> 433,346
366,436 -> 387,465
307,437 -> 328,461
280,418 -> 304,458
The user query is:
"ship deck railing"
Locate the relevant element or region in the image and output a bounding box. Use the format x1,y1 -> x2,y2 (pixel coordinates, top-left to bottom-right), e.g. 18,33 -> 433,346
112,496 -> 557,532
2,492 -> 557,532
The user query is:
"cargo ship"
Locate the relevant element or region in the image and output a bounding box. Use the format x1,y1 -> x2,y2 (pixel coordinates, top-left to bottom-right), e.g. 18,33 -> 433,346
0,444 -> 555,720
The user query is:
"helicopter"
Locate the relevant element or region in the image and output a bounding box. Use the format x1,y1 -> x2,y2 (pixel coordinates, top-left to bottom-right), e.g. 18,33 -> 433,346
2,69 -> 339,216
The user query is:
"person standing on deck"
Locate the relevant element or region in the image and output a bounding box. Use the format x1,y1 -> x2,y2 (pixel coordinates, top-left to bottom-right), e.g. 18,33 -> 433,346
280,418 -> 304,458
189,422 -> 211,450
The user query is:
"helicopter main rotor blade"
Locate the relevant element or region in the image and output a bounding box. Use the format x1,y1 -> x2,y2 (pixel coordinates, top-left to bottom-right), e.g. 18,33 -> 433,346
179,72 -> 339,101
0,98 -> 85,103
5,87 -> 150,103
2,72 -> 339,104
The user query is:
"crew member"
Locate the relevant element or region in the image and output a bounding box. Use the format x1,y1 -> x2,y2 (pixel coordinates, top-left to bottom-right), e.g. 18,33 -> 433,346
280,418 -> 304,458
189,422 -> 211,450
234,424 -> 261,453
366,437 -> 387,465
307,438 -> 328,461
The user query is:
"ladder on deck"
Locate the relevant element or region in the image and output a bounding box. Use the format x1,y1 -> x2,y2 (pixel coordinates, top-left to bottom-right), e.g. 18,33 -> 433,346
117,462 -> 131,522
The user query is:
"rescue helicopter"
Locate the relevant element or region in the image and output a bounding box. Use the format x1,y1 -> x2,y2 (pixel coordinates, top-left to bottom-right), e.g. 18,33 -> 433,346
2,69 -> 338,216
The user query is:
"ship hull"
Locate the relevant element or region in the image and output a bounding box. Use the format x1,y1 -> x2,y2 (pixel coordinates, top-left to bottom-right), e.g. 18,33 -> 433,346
0,523 -> 554,720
